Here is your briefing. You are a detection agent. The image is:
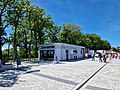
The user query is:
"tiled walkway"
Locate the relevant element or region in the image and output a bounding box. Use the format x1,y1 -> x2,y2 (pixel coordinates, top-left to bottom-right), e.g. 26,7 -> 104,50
83,59 -> 120,90
0,58 -> 119,90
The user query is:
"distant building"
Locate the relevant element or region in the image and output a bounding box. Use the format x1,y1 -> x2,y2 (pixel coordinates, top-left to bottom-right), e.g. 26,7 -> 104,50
84,49 -> 94,58
88,50 -> 94,58
38,43 -> 85,61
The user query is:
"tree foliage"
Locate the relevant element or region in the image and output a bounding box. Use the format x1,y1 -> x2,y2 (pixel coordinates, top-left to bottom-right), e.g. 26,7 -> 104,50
78,34 -> 111,52
111,46 -> 120,52
1,0 -> 112,62
6,0 -> 29,61
59,23 -> 82,45
0,0 -> 19,61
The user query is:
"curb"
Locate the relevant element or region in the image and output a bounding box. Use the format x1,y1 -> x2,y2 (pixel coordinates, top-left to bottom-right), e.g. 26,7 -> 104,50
72,60 -> 110,90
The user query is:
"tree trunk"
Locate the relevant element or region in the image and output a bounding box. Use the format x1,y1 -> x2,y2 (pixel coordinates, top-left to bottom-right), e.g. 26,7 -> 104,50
34,30 -> 38,58
8,37 -> 10,60
13,25 -> 17,61
38,28 -> 43,44
38,33 -> 41,44
24,29 -> 28,58
28,43 -> 31,58
28,29 -> 32,58
0,16 -> 2,61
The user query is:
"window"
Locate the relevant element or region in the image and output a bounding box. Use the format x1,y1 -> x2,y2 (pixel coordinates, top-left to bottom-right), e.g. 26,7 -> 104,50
81,51 -> 83,54
73,50 -> 77,54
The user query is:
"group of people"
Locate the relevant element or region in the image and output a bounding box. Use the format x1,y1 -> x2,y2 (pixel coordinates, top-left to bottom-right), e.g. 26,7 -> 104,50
92,52 -> 120,63
92,53 -> 108,63
110,53 -> 120,59
98,54 -> 107,63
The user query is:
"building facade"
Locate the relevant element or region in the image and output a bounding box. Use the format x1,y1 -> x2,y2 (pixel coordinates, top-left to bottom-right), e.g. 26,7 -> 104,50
38,43 -> 85,61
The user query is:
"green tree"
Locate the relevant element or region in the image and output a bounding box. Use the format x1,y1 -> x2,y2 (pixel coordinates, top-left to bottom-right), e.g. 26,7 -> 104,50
31,6 -> 46,57
18,4 -> 54,58
0,0 -> 14,61
6,0 -> 29,61
100,40 -> 111,50
45,25 -> 61,43
25,4 -> 46,58
111,46 -> 120,52
2,48 -> 14,60
68,30 -> 82,44
79,34 -> 111,52
24,4 -> 35,58
77,34 -> 91,48
80,34 -> 102,51
59,23 -> 82,44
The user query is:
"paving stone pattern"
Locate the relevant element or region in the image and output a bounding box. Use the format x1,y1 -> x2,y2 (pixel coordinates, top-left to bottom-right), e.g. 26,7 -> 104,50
83,59 -> 120,90
0,58 -> 119,90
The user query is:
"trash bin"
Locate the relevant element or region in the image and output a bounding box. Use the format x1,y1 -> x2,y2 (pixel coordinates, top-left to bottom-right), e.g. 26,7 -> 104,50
17,59 -> 21,65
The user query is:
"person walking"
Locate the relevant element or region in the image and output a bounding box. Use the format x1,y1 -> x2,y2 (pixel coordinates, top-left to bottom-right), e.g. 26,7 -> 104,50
92,53 -> 95,61
103,55 -> 106,63
99,54 -> 102,62
109,53 -> 112,60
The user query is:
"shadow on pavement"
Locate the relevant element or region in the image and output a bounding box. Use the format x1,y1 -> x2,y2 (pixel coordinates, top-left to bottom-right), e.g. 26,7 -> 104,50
33,73 -> 78,86
0,66 -> 33,87
63,58 -> 87,62
15,66 -> 32,71
28,60 -> 65,65
0,71 -> 19,87
86,85 -> 111,90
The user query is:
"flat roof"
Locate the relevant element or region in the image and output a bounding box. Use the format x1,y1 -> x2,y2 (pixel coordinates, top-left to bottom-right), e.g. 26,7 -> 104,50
38,43 -> 85,48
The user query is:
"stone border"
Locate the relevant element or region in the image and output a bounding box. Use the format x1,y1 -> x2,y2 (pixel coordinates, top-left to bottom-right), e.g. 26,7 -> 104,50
72,61 -> 110,90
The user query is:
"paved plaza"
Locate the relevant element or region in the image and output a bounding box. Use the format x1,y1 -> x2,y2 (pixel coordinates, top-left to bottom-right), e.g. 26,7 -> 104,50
0,58 -> 120,90
83,59 -> 120,90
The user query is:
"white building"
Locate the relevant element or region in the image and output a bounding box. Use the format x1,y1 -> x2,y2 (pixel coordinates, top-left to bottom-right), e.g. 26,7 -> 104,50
88,50 -> 94,57
38,43 -> 85,61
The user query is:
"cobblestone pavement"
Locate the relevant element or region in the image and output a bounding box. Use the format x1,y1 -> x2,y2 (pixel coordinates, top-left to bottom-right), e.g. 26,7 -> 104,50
83,59 -> 120,90
0,58 -> 115,90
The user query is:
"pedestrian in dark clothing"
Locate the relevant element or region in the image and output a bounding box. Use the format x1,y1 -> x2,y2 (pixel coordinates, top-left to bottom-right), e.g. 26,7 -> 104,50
103,55 -> 106,63
99,54 -> 102,62
92,53 -> 95,61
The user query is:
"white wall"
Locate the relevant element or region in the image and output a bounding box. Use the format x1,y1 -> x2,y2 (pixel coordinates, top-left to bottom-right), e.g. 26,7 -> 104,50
61,49 -> 84,60
70,50 -> 74,59
38,43 -> 85,61
54,45 -> 62,61
54,49 -> 61,61
61,49 -> 66,60
79,49 -> 84,58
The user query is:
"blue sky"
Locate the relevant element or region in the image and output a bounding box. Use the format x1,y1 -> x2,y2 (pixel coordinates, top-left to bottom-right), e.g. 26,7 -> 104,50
4,0 -> 120,49
30,0 -> 120,47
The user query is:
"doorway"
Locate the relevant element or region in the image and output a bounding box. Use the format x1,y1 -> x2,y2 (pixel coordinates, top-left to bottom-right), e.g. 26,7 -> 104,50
40,50 -> 54,60
66,50 -> 68,60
